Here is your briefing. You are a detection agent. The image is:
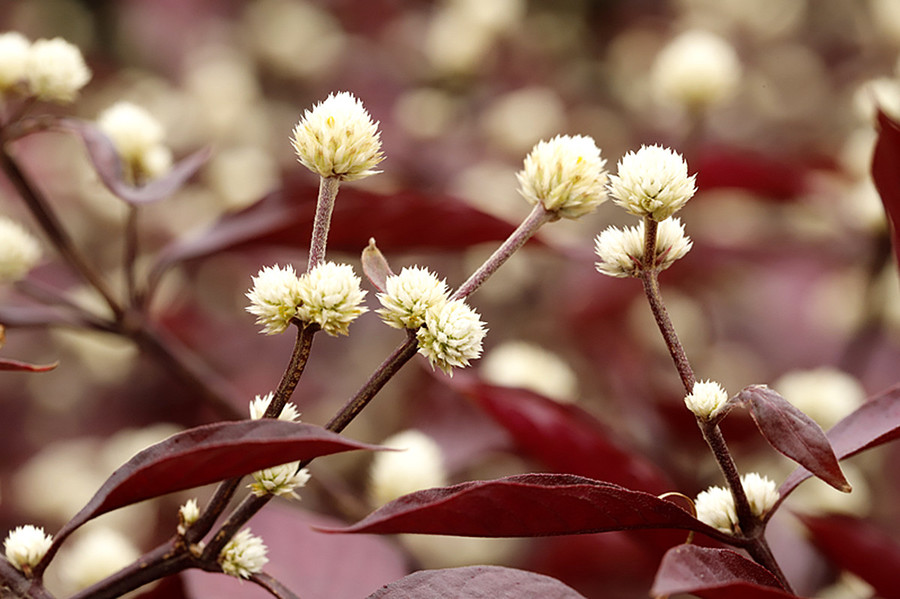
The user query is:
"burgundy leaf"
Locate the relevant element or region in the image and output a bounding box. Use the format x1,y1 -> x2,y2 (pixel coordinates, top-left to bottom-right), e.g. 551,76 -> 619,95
366,566 -> 587,599
694,147 -> 812,201
799,514 -> 900,599
460,380 -> 671,493
738,385 -> 850,492
778,384 -> 900,503
651,546 -> 796,598
321,473 -> 724,540
361,238 -> 395,292
0,357 -> 57,372
871,109 -> 900,268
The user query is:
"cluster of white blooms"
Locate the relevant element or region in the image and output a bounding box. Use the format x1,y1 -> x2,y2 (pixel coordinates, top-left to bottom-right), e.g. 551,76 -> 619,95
0,32 -> 30,93
369,429 -> 447,507
218,528 -> 268,579
245,264 -> 304,335
25,37 -> 91,103
516,134 -> 608,219
594,217 -> 692,278
248,394 -> 310,499
177,498 -> 200,535
248,391 -> 301,422
291,91 -> 384,181
607,145 -> 697,221
0,216 -> 41,283
684,379 -> 729,420
97,102 -> 173,184
695,473 -> 779,534
4,525 -> 52,574
741,472 -> 780,518
416,299 -> 487,375
377,266 -> 450,330
295,261 -> 368,336
651,30 -> 741,110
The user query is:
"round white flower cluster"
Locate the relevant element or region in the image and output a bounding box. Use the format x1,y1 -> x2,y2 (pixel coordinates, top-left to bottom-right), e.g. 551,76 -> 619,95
651,29 -> 741,110
291,91 -> 384,181
369,429 -> 447,507
247,393 -> 310,499
0,34 -> 92,103
594,217 -> 692,278
96,102 -> 173,184
377,266 -> 450,330
607,145 -> 697,221
694,473 -> 779,534
248,391 -> 301,422
245,264 -> 304,335
0,216 -> 41,283
177,498 -> 200,535
218,528 -> 268,579
683,379 -> 729,420
4,524 -> 52,574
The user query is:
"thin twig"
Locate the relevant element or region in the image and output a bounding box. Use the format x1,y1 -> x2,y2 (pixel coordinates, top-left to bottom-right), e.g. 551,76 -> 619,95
307,176 -> 340,272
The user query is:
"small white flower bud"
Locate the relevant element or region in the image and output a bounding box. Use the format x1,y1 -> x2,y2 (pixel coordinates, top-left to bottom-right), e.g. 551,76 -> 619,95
0,216 -> 41,283
4,525 -> 52,574
607,145 -> 697,221
248,392 -> 301,422
0,32 -> 30,93
25,37 -> 91,103
516,134 -> 608,219
291,91 -> 384,181
594,217 -> 692,278
416,299 -> 487,375
219,528 -> 268,579
245,264 -> 303,335
741,472 -> 779,519
177,499 -> 200,535
694,486 -> 737,533
369,430 -> 447,507
651,30 -> 741,110
377,266 -> 450,330
684,380 -> 729,420
296,262 -> 368,336
97,102 -> 172,184
249,463 -> 311,499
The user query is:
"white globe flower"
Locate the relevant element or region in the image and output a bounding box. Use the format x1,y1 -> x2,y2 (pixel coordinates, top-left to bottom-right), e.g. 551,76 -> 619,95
608,145 -> 697,221
684,380 -> 729,420
248,392 -> 301,422
369,430 -> 447,507
4,525 -> 52,574
594,217 -> 692,278
651,30 -> 741,110
416,299 -> 487,375
97,102 -> 172,184
296,261 -> 368,336
377,266 -> 450,330
694,486 -> 737,533
25,37 -> 91,103
0,32 -> 30,93
245,264 -> 303,335
741,472 -> 779,519
218,528 -> 268,579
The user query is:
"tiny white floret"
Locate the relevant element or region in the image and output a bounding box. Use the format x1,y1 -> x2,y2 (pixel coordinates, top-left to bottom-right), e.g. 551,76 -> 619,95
296,261 -> 368,336
0,32 -> 31,93
218,528 -> 268,579
416,299 -> 487,375
741,472 -> 779,518
25,37 -> 91,103
607,145 -> 696,221
684,380 -> 729,420
694,486 -> 737,533
97,101 -> 172,184
245,264 -> 304,335
377,266 -> 450,330
248,392 -> 301,422
594,217 -> 692,278
0,216 -> 41,283
4,525 -> 52,574
249,463 -> 311,499
177,498 -> 200,535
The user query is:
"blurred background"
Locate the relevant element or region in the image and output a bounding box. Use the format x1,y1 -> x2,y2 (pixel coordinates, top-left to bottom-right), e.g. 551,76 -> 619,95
1,1 -> 900,597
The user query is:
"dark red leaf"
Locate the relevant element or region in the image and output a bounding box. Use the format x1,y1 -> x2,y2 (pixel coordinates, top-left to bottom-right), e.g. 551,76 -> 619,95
799,514 -> 900,599
361,237 -> 394,292
366,566 -> 587,599
321,473 -> 724,540
871,109 -> 900,269
738,385 -> 849,492
459,380 -> 671,493
0,357 -> 57,372
694,147 -> 812,201
651,546 -> 796,598
778,384 -> 900,504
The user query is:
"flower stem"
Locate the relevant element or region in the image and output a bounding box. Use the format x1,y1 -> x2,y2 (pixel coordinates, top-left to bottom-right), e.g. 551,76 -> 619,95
264,322 -> 318,418
307,176 -> 340,272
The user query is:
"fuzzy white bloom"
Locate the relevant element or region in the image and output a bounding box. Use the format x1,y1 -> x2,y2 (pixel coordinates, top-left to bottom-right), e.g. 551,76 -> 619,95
651,30 -> 741,110
25,37 -> 91,103
58,527 -> 140,591
416,299 -> 487,375
774,368 -> 865,431
291,91 -> 384,181
369,430 -> 447,507
516,134 -> 608,219
218,528 -> 268,579
608,145 -> 697,221
296,261 -> 368,336
248,392 -> 301,422
0,217 -> 41,283
694,486 -> 738,533
481,341 -> 578,403
250,462 -> 311,499
177,499 -> 200,535
4,525 -> 52,573
594,217 -> 692,278
741,472 -> 779,518
0,32 -> 30,93
377,266 -> 450,329
245,264 -> 304,335
97,102 -> 172,184
684,380 -> 729,420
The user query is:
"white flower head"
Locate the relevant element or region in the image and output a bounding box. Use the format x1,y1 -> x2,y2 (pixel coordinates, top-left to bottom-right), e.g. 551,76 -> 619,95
0,217 -> 41,283
249,463 -> 310,499
741,472 -> 779,518
245,264 -> 303,335
684,379 -> 729,420
177,499 -> 200,535
480,341 -> 578,403
4,525 -> 52,574
594,217 -> 692,278
694,486 -> 737,533
219,528 -> 268,579
377,266 -> 450,329
416,299 -> 487,375
0,32 -> 31,93
97,102 -> 172,184
296,261 -> 368,336
651,30 -> 741,110
58,527 -> 140,591
248,392 -> 301,422
774,368 -> 865,431
25,37 -> 91,103
516,134 -> 608,219
369,429 -> 447,507
608,145 -> 697,221
291,91 -> 384,181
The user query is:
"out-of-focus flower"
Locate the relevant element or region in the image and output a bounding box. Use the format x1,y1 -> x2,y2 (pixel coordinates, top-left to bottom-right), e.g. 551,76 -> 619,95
651,30 -> 741,110
97,102 -> 173,184
369,430 -> 447,507
0,216 -> 41,283
248,392 -> 300,422
774,368 -> 865,430
607,145 -> 696,221
377,266 -> 450,330
4,525 -> 52,574
480,341 -> 578,403
694,486 -> 737,533
0,32 -> 30,93
57,527 -> 140,591
594,217 -> 692,278
178,499 -> 200,535
249,462 -> 310,499
416,299 -> 487,375
684,380 -> 729,420
245,264 -> 303,335
853,77 -> 900,124
296,262 -> 367,336
291,91 -> 383,181
516,134 -> 608,219
25,37 -> 91,103
219,528 -> 268,579
741,472 -> 779,518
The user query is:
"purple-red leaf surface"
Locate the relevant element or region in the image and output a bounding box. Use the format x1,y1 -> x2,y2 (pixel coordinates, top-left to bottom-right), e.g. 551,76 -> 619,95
651,546 -> 796,599
0,356 -> 57,372
365,566 -> 587,599
460,381 -> 671,493
871,109 -> 900,268
799,514 -> 900,599
323,473 -> 724,540
738,385 -> 849,492
778,384 -> 900,504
